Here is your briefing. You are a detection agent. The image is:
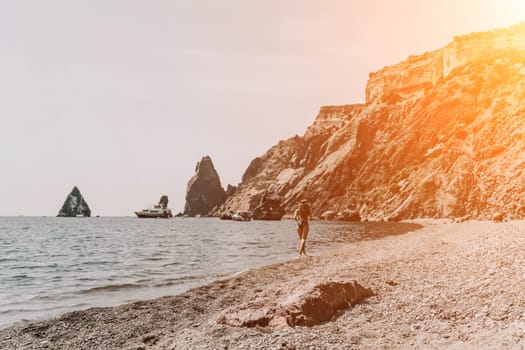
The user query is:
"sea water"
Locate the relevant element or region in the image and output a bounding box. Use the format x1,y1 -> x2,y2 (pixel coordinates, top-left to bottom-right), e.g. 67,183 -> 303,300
0,217 -> 420,329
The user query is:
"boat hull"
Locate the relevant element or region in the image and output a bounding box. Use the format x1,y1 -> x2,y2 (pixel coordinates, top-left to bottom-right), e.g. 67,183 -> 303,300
135,212 -> 172,219
232,217 -> 251,221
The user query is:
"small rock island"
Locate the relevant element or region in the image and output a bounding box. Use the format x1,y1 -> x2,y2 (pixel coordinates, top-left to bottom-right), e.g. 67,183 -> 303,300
184,156 -> 226,216
57,186 -> 91,217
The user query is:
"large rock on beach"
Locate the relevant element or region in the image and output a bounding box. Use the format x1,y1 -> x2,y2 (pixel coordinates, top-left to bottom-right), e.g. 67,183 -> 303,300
283,281 -> 375,327
217,281 -> 374,328
184,156 -> 226,216
57,186 -> 91,217
220,22 -> 525,221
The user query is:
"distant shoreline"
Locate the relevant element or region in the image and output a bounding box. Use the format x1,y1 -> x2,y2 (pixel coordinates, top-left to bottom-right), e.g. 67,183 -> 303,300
2,220 -> 525,349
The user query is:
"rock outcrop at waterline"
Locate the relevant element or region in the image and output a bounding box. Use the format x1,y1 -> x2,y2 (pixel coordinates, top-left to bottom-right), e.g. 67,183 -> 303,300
218,281 -> 374,328
57,186 -> 91,217
222,22 -> 525,221
184,156 -> 227,216
158,195 -> 169,209
251,192 -> 285,220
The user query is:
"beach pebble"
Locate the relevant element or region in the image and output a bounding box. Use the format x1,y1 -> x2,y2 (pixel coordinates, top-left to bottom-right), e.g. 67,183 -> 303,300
3,221 -> 525,349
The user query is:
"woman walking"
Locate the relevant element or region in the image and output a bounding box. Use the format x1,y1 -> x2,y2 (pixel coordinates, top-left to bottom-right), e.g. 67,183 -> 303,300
294,199 -> 312,257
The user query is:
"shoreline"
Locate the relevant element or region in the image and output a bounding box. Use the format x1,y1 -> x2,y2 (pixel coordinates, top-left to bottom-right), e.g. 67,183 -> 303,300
2,220 -> 525,349
0,219 -> 418,331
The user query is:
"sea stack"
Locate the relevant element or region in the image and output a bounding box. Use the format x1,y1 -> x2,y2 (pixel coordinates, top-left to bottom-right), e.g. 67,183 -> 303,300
57,186 -> 91,217
184,156 -> 226,216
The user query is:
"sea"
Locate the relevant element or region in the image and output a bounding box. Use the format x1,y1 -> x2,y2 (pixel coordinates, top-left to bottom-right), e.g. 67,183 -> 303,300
0,217 -> 420,329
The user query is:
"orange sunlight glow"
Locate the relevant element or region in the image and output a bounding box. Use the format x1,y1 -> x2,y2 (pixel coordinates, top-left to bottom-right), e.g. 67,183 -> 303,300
491,0 -> 525,27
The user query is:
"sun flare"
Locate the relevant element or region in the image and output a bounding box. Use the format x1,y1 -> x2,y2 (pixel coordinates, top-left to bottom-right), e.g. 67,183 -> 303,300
494,0 -> 525,27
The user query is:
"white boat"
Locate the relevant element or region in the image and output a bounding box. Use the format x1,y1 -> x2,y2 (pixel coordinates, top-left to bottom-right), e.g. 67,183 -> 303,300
232,211 -> 252,221
135,195 -> 173,218
135,205 -> 173,218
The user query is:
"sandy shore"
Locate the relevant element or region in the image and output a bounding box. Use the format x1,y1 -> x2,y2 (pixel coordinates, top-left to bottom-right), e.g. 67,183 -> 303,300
2,220 -> 525,349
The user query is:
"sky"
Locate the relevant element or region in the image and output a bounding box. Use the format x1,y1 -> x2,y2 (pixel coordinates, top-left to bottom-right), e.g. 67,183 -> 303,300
0,0 -> 524,216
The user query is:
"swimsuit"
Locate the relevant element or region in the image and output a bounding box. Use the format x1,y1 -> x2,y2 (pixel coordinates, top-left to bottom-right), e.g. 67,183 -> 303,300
297,220 -> 309,229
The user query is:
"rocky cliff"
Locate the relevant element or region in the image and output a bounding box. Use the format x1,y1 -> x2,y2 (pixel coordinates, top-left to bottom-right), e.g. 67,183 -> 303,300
251,192 -> 285,220
223,22 -> 525,221
57,186 -> 91,217
184,156 -> 227,216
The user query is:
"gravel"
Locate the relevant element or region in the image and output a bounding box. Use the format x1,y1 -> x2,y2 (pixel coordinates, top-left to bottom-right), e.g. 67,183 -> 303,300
2,220 -> 525,349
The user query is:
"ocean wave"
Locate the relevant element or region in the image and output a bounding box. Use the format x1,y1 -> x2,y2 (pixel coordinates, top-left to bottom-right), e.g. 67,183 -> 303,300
0,305 -> 58,314
29,294 -> 62,301
76,275 -> 207,293
77,283 -> 144,294
0,258 -> 18,263
140,256 -> 166,262
135,278 -> 153,283
8,274 -> 34,280
80,260 -> 119,266
152,275 -> 204,288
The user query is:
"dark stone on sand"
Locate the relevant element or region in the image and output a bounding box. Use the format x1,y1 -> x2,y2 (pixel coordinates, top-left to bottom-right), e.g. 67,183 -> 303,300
283,281 -> 374,327
217,281 -> 374,328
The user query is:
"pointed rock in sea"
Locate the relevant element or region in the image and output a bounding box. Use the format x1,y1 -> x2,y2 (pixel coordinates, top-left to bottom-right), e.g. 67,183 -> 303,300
184,156 -> 226,216
57,186 -> 91,217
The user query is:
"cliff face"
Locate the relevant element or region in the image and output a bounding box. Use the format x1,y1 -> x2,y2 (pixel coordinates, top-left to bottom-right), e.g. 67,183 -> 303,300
223,22 -> 525,221
57,186 -> 91,217
184,156 -> 226,216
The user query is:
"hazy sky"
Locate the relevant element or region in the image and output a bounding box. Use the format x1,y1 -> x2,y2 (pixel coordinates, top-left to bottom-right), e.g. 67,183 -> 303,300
1,0 -> 523,216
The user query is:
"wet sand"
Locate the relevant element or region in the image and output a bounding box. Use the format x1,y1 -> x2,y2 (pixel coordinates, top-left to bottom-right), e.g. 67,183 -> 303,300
1,220 -> 525,349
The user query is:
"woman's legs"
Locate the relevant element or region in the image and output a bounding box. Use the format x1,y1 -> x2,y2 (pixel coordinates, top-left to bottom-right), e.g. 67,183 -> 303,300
299,225 -> 309,256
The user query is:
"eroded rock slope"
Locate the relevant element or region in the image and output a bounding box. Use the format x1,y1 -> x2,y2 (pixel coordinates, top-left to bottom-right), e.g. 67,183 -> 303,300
223,22 -> 525,220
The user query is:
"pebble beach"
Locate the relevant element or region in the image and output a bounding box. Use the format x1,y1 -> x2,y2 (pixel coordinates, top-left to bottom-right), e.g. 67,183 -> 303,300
2,220 -> 525,349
